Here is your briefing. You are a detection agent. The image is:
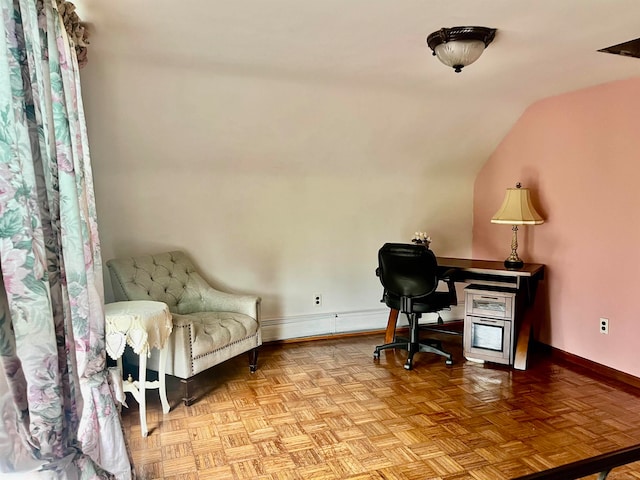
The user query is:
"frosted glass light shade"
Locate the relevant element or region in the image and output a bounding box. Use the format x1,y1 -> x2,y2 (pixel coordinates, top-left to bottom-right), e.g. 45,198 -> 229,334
427,26 -> 496,73
433,40 -> 486,71
491,185 -> 544,225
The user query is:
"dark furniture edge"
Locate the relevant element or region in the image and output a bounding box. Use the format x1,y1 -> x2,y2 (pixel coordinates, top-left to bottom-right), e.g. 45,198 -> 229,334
511,443 -> 640,479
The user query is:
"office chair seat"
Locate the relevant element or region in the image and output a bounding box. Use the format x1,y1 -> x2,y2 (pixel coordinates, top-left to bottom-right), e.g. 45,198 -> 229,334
382,291 -> 452,314
373,243 -> 456,370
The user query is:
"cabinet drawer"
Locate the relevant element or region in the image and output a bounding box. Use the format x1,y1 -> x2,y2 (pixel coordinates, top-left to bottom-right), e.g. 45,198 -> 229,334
465,289 -> 515,320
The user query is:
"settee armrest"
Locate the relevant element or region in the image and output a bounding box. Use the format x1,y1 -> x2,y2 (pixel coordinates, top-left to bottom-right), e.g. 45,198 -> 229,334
199,287 -> 261,319
174,273 -> 261,319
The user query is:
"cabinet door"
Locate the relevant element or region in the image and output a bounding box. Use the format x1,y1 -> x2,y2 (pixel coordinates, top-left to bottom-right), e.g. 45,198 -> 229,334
463,316 -> 513,365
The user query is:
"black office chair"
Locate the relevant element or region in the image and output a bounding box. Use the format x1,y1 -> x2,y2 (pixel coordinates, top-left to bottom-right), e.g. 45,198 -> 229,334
373,243 -> 457,370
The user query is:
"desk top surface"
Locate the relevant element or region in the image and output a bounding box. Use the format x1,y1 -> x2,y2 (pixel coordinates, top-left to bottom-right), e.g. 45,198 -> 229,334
437,257 -> 544,278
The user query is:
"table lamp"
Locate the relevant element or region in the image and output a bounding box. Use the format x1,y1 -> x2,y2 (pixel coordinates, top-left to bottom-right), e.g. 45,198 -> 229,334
491,183 -> 544,269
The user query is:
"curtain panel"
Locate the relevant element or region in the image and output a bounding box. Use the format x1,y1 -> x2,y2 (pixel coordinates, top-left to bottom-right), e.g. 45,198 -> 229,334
0,0 -> 131,478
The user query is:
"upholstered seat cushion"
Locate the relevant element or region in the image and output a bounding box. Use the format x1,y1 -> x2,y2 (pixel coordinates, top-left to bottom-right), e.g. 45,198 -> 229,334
179,311 -> 259,358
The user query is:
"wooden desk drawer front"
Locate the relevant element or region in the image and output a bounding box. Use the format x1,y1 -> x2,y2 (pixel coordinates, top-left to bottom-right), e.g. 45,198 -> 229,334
465,290 -> 514,319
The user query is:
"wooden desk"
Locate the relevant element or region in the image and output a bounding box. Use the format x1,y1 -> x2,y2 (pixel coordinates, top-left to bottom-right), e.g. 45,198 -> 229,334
383,257 -> 545,370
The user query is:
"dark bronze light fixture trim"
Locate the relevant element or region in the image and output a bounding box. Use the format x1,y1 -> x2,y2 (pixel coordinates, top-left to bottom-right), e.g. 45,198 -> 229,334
427,26 -> 497,72
427,26 -> 496,49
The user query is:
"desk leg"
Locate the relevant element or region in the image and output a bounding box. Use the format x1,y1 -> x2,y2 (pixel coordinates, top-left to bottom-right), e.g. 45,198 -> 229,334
513,277 -> 541,370
513,311 -> 533,371
159,347 -> 170,414
384,309 -> 399,344
138,351 -> 148,437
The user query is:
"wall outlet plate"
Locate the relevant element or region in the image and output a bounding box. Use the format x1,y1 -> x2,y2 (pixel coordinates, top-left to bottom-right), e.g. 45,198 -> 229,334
599,317 -> 609,334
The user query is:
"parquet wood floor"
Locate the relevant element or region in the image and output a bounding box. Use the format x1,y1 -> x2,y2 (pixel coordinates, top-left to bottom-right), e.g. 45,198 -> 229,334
120,333 -> 640,479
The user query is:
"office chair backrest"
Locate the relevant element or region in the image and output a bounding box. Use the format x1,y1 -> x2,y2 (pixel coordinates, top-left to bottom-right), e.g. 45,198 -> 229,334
377,243 -> 439,299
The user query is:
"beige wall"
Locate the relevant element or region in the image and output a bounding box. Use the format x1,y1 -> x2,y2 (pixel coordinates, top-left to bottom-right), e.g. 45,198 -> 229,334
79,22 -> 474,322
473,77 -> 640,377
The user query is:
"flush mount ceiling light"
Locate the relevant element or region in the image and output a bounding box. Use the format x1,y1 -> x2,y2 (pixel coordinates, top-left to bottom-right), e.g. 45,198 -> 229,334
427,26 -> 497,73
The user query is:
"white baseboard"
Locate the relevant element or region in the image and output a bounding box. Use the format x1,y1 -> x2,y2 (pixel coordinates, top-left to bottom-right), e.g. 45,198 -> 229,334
261,304 -> 465,342
261,309 -> 389,342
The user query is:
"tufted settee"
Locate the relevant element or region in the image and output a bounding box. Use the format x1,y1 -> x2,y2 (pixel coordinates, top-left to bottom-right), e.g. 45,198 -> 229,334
106,250 -> 262,406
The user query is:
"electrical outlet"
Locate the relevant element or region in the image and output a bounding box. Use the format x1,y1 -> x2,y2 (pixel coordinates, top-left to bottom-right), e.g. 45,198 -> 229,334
313,294 -> 322,307
599,317 -> 609,335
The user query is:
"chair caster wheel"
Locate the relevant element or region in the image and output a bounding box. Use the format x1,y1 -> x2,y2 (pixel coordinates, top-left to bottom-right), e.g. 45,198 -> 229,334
445,358 -> 453,366
373,351 -> 380,360
403,361 -> 413,370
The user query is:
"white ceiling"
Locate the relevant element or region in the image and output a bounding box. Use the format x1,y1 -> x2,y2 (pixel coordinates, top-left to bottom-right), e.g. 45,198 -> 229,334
77,0 -> 640,172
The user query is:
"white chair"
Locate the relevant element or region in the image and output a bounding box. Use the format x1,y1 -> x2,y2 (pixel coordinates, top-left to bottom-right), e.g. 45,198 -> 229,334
107,251 -> 262,406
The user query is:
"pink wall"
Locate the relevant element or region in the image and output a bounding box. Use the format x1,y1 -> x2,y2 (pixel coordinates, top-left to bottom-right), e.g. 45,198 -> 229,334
473,77 -> 640,378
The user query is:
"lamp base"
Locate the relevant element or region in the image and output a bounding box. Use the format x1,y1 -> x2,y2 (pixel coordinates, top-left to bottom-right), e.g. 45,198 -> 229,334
504,259 -> 524,270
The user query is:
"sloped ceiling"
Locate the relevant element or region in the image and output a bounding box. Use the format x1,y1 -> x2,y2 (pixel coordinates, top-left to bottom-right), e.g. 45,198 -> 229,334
77,0 -> 640,174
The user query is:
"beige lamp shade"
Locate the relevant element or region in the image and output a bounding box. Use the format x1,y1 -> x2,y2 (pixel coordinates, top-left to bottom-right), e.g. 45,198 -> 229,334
491,185 -> 544,225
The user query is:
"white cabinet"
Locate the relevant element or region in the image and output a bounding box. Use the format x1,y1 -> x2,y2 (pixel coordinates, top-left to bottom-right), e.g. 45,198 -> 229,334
463,285 -> 517,365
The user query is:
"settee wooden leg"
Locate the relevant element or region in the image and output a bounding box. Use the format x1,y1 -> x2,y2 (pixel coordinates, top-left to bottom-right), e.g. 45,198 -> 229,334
249,348 -> 259,373
181,378 -> 196,406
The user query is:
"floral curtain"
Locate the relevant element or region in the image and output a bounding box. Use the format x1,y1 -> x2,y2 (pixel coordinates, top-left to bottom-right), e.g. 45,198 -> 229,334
0,0 -> 130,478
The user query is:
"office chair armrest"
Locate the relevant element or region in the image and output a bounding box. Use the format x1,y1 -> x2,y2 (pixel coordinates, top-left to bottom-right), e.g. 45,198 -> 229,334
438,268 -> 458,283
439,268 -> 458,306
376,267 -> 385,302
377,264 -> 386,302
